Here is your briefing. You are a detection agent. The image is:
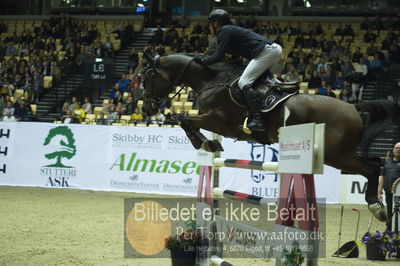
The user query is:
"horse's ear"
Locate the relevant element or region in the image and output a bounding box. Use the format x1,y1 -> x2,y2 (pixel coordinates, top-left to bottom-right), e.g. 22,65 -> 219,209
143,52 -> 156,66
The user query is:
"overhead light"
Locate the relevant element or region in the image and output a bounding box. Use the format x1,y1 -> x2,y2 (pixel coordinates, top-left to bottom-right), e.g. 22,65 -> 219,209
138,3 -> 144,7
214,0 -> 221,2
237,0 -> 245,3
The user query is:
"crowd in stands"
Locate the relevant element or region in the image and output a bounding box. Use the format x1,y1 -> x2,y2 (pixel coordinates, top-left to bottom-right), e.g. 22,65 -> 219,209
0,13 -> 122,122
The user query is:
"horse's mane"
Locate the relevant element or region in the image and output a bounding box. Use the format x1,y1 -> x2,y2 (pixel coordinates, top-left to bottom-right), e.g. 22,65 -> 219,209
165,53 -> 244,77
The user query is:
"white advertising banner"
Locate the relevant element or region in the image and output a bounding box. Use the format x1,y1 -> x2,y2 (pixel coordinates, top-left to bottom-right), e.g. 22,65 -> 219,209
0,122 -> 200,196
0,122 -> 341,203
339,174 -> 384,204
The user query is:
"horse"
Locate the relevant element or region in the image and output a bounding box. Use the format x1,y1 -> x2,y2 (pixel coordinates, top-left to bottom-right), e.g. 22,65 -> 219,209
142,53 -> 399,221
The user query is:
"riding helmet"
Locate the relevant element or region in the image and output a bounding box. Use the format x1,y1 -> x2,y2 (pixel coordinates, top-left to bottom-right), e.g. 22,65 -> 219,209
208,9 -> 230,25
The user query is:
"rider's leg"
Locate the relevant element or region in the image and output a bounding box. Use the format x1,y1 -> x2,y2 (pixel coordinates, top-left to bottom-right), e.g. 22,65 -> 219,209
238,43 -> 282,132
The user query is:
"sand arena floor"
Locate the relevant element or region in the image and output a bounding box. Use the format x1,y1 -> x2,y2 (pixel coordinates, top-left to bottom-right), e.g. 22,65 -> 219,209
0,186 -> 398,266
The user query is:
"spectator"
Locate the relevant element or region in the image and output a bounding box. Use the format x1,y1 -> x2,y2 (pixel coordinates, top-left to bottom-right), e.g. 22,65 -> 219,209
308,70 -> 322,90
103,37 -> 113,58
82,97 -> 92,114
20,72 -> 32,97
126,68 -> 136,82
342,80 -> 353,101
2,81 -> 15,98
368,53 -> 383,81
178,108 -> 188,122
316,80 -> 328,95
325,70 -> 336,87
116,102 -> 126,115
75,47 -> 87,74
96,112 -> 108,125
3,101 -> 15,117
74,104 -> 86,122
107,105 -> 119,124
117,74 -> 129,92
330,58 -> 342,73
297,58 -> 306,76
354,57 -> 368,79
318,66 -> 327,81
341,56 -> 354,80
62,110 -> 80,124
333,71 -> 345,90
131,107 -> 143,125
14,100 -> 31,121
60,102 -> 69,118
32,72 -> 43,102
125,96 -> 136,115
165,107 -> 179,125
317,58 -> 328,73
152,110 -> 166,126
339,87 -> 352,102
131,82 -> 143,102
112,90 -> 123,105
102,98 -> 112,114
326,85 -> 336,98
68,97 -> 79,111
329,45 -> 340,61
352,47 -> 364,63
286,68 -> 301,83
2,112 -> 16,122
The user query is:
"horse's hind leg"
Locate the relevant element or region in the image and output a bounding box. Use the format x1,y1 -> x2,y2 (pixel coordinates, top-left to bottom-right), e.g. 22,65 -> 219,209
327,153 -> 387,221
181,112 -> 224,152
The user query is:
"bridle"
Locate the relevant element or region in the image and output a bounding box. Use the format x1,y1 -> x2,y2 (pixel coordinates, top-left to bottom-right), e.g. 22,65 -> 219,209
144,56 -> 194,110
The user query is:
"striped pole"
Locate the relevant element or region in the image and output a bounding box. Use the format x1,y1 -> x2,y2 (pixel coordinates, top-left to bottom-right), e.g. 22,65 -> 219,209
213,158 -> 278,172
213,187 -> 274,206
210,255 -> 234,266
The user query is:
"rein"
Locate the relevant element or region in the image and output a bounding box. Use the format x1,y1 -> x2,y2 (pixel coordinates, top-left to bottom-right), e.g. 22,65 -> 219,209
145,57 -> 194,108
168,58 -> 194,102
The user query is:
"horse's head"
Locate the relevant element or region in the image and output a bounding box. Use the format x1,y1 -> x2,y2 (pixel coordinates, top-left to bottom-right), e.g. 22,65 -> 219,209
142,54 -> 175,116
142,53 -> 194,116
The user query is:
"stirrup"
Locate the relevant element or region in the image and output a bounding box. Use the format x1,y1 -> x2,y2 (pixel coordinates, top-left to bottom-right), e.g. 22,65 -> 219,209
243,117 -> 252,135
266,78 -> 299,91
242,117 -> 266,134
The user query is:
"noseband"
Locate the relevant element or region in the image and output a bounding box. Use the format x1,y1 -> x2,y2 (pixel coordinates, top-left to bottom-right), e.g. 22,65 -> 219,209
144,56 -> 193,110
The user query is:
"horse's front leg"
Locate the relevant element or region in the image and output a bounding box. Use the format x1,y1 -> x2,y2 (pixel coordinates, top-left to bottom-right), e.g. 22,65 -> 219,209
181,112 -> 224,152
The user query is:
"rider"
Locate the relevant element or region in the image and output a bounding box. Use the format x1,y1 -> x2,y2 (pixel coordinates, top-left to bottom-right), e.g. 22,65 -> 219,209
194,9 -> 282,132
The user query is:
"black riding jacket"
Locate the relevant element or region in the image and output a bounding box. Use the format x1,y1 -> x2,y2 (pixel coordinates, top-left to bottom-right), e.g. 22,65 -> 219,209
202,25 -> 277,65
381,157 -> 400,193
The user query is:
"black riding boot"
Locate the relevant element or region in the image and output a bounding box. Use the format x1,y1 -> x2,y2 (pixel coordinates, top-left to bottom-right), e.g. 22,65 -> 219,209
242,84 -> 266,132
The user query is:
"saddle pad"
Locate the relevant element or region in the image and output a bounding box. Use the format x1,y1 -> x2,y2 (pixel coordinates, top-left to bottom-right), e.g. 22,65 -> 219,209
229,82 -> 298,113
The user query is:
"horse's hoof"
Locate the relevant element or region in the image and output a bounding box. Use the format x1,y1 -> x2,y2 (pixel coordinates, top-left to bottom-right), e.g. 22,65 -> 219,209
201,140 -> 224,152
368,202 -> 387,222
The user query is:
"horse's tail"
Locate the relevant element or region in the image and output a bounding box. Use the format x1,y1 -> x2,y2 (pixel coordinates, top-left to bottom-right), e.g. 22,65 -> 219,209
355,99 -> 400,153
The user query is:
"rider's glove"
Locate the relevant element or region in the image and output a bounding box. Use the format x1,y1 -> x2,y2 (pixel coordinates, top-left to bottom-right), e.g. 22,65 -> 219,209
193,55 -> 205,65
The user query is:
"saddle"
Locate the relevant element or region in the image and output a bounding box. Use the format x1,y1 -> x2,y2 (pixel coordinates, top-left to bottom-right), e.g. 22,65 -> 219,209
229,72 -> 300,113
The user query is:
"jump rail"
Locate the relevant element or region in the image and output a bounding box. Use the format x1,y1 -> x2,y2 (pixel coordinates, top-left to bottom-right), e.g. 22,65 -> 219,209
213,187 -> 274,206
210,255 -> 234,266
213,158 -> 278,172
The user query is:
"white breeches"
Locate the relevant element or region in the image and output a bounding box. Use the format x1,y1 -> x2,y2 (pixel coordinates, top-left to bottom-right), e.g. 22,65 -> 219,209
238,43 -> 282,89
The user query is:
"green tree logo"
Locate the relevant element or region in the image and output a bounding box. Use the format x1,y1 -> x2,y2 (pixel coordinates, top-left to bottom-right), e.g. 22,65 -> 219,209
43,126 -> 77,168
